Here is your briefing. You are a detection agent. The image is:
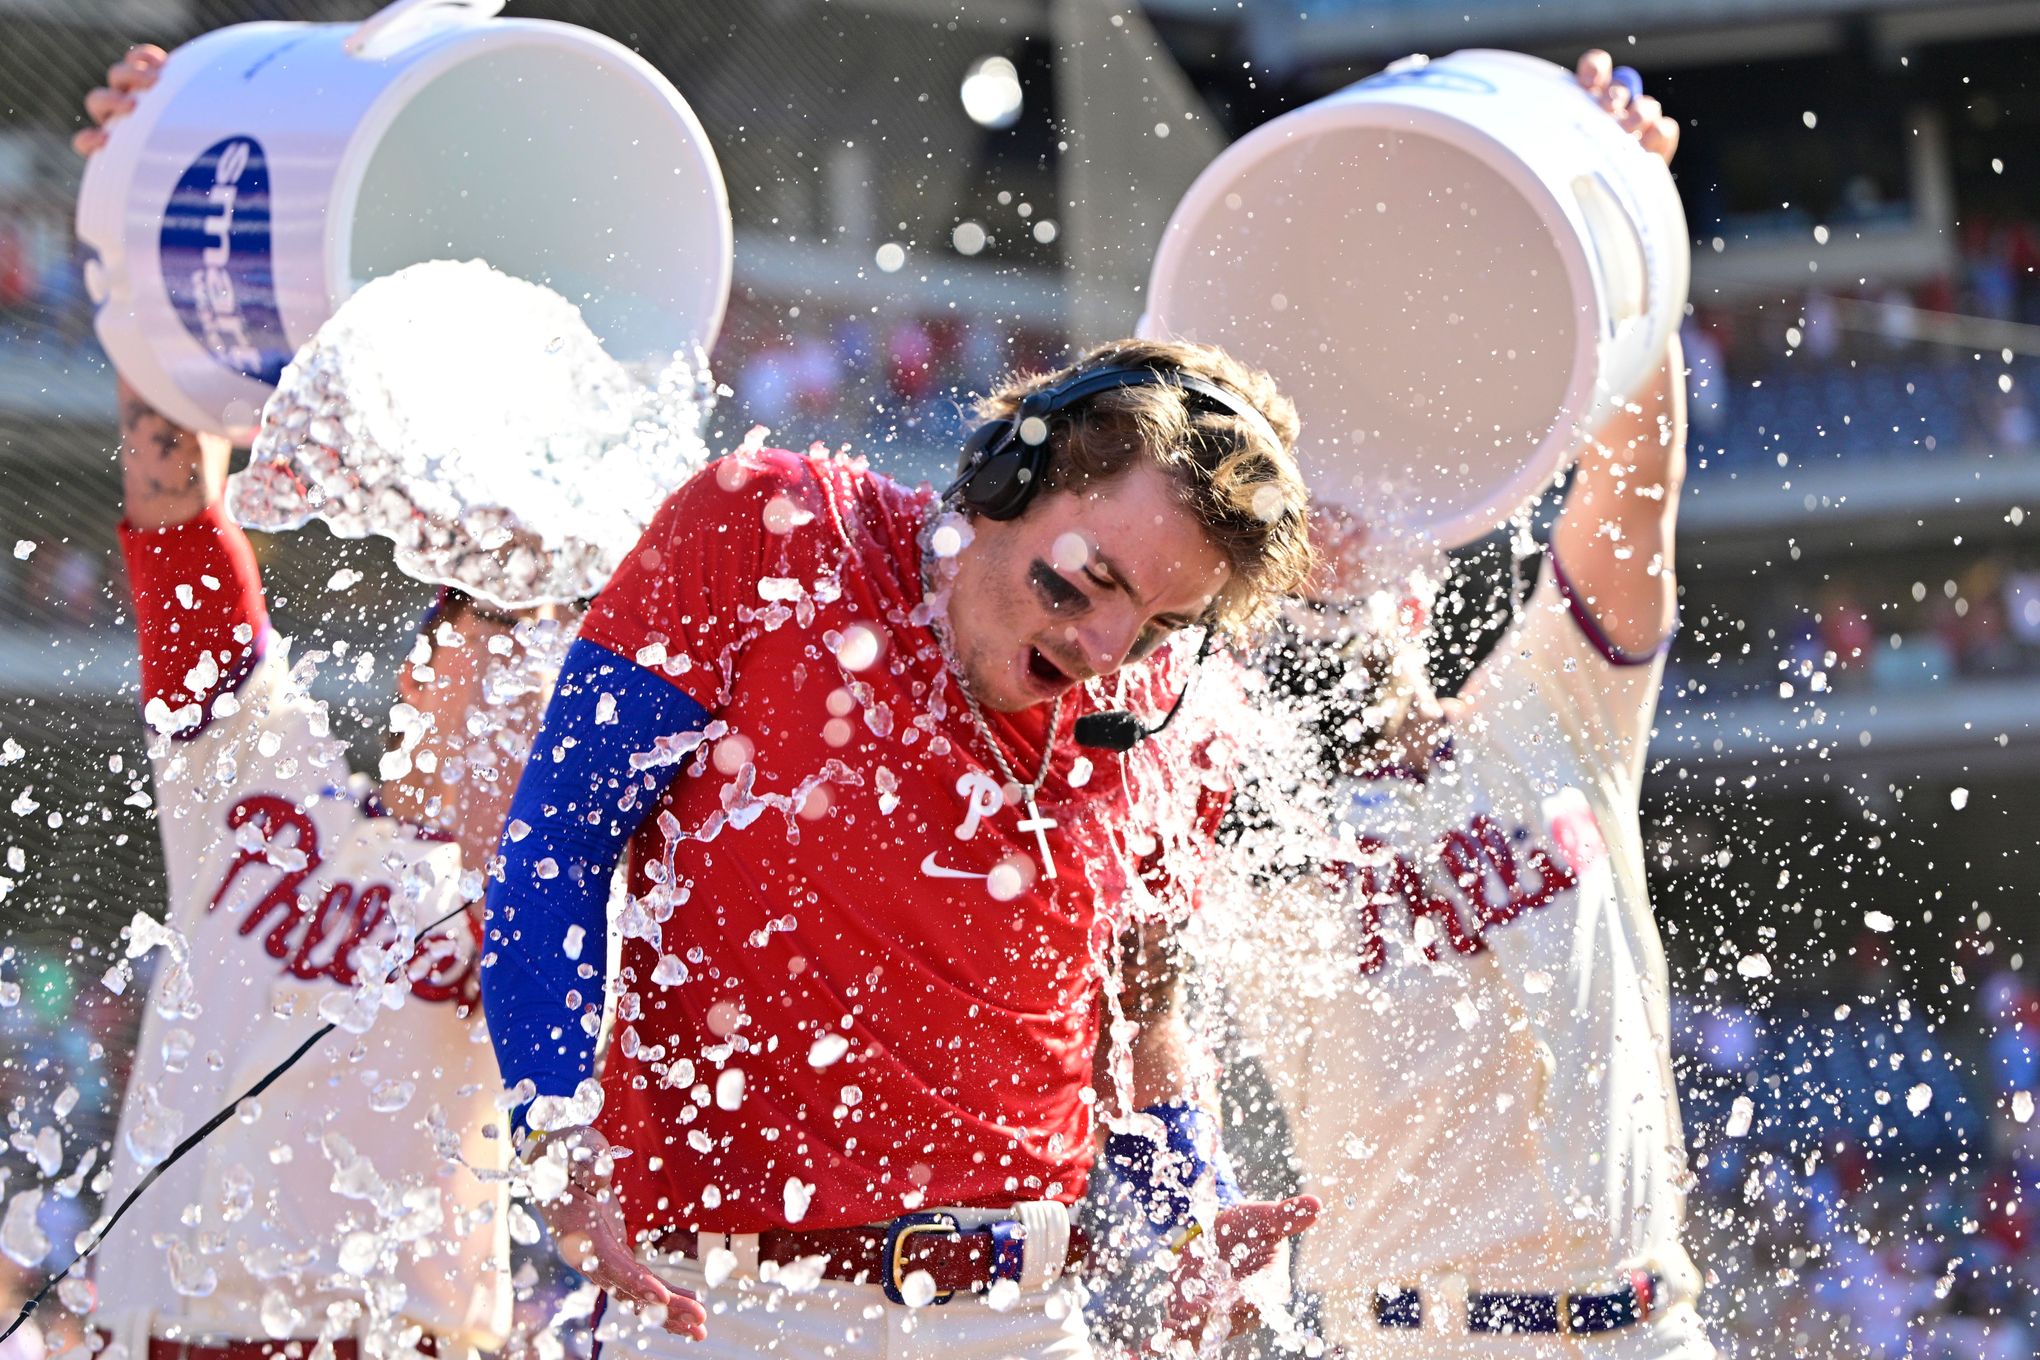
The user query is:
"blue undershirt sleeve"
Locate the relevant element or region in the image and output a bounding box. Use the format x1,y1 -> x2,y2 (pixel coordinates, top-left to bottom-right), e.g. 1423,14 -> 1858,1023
482,638 -> 710,1127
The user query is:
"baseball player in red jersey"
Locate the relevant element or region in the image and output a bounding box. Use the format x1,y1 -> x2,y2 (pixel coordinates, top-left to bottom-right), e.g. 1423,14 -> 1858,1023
76,47 -> 572,1359
1236,52 -> 1714,1359
483,339 -> 1323,1357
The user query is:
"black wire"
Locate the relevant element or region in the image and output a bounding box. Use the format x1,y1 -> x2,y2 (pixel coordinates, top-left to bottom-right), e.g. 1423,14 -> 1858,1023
0,902 -> 471,1345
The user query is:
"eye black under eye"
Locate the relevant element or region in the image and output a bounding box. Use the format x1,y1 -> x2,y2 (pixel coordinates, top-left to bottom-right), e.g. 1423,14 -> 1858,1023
1030,561 -> 1088,613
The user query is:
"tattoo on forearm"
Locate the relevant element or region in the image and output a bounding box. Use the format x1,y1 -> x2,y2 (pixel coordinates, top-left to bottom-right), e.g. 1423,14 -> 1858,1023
120,396 -> 205,504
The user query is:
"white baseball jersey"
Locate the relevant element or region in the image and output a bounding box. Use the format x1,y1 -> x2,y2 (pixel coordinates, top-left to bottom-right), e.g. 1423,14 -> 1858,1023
96,507 -> 506,1350
1251,555 -> 1712,1358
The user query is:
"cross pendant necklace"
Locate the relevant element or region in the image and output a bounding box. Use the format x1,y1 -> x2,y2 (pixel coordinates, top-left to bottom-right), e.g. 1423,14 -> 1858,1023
1014,791 -> 1058,881
961,687 -> 1064,881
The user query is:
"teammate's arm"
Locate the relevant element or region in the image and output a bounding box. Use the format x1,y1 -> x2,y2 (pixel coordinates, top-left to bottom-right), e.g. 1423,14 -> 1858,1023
480,637 -> 712,1338
84,47 -> 271,722
1100,922 -> 1319,1342
1549,338 -> 1687,660
482,638 -> 707,1115
118,378 -> 231,528
1549,50 -> 1687,661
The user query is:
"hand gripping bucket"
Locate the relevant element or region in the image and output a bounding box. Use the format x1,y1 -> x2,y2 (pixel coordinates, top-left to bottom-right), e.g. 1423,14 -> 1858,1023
75,0 -> 733,441
1141,49 -> 1690,548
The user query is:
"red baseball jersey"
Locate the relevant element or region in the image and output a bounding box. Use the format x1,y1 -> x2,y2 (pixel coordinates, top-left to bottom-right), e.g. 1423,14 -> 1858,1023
576,446 -> 1227,1236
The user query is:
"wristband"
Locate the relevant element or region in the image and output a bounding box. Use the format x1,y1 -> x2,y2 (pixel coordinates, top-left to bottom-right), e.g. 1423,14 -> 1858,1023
1105,1101 -> 1236,1236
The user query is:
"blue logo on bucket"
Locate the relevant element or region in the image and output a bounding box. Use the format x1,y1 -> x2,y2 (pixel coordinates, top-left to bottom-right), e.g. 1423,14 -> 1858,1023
160,136 -> 289,386
1359,67 -> 1496,95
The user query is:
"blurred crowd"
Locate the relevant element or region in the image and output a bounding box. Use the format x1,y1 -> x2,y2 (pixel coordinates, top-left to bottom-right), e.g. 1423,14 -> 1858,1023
710,292 -> 1064,472
1677,932 -> 2039,1357
1666,549 -> 2040,707
1685,216 -> 2040,468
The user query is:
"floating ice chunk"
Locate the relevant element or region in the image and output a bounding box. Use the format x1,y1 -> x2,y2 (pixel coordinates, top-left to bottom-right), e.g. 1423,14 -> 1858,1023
1,1187 -> 48,1266
783,1177 -> 815,1224
1725,1096 -> 1755,1138
1906,1084 -> 1932,1116
124,1084 -> 185,1169
22,1125 -> 60,1177
715,1069 -> 745,1111
260,1288 -> 305,1339
508,1203 -> 544,1246
166,1239 -> 217,1297
1864,910 -> 1894,933
2015,1091 -> 2034,1124
702,1245 -> 738,1288
1950,787 -> 1969,810
369,1080 -> 416,1114
337,1231 -> 381,1277
808,1033 -> 851,1068
1736,954 -> 1771,979
527,1077 -> 605,1133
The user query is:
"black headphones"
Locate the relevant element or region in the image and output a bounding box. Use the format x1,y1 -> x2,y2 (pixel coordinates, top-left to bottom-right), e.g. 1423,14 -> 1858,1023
943,363 -> 1284,521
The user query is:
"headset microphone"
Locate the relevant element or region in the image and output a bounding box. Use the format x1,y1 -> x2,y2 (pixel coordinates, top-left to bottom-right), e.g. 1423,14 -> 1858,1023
1072,628 -> 1216,752
1072,710 -> 1148,753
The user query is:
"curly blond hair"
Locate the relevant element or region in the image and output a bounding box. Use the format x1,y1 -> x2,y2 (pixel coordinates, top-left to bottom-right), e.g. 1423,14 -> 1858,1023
969,338 -> 1316,638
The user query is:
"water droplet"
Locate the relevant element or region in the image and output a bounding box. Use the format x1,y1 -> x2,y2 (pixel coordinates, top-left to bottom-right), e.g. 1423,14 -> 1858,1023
898,1268 -> 938,1308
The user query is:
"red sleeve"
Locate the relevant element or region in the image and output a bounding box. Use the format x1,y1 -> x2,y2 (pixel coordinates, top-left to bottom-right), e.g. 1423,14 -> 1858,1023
118,502 -> 269,716
578,448 -> 832,711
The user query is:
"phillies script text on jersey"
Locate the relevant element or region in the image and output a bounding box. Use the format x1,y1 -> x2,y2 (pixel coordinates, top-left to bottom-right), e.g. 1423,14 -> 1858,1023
209,791 -> 477,1003
1337,793 -> 1609,972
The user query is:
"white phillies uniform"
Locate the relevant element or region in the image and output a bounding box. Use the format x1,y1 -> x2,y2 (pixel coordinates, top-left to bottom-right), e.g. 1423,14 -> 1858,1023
95,510 -> 506,1352
1257,556 -> 1713,1359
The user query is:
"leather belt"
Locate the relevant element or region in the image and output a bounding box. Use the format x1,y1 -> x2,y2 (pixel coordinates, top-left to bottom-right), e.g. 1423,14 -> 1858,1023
1374,1270 -> 1665,1336
149,1346 -> 363,1360
146,1339 -> 440,1360
652,1211 -> 1090,1305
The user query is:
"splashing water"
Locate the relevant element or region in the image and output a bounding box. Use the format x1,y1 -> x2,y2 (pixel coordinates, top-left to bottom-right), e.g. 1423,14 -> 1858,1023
1,1186 -> 49,1267
229,259 -> 717,608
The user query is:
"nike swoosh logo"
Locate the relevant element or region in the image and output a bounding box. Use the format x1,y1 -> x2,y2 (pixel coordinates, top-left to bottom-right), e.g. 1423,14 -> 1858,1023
920,852 -> 987,880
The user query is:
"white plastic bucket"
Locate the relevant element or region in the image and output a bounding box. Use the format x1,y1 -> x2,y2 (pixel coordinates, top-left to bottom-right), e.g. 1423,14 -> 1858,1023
76,0 -> 733,441
1141,49 -> 1690,548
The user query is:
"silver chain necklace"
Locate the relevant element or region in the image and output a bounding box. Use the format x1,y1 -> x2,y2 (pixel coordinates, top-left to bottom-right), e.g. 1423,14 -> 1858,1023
958,684 -> 1064,881
921,503 -> 1064,879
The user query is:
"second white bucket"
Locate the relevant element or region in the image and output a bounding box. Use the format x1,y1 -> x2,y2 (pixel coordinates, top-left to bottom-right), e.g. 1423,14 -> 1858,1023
76,0 -> 733,441
1142,49 -> 1690,549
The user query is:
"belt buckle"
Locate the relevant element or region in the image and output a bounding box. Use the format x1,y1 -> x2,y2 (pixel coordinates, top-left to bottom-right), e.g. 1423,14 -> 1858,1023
881,1211 -> 962,1306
